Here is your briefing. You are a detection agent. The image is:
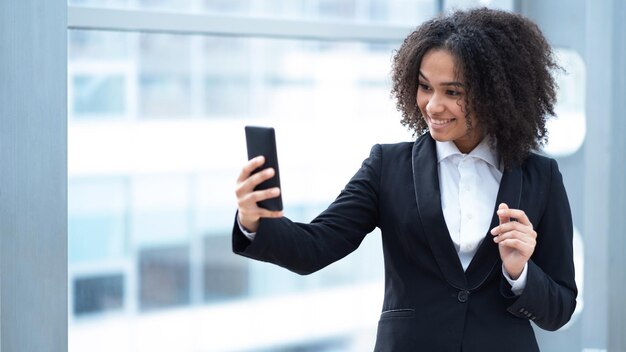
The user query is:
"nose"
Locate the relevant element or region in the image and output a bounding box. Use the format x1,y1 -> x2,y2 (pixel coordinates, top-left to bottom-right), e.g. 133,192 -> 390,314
425,93 -> 445,116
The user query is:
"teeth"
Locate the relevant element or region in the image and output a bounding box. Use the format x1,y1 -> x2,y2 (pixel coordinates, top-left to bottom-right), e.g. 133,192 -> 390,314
430,118 -> 453,125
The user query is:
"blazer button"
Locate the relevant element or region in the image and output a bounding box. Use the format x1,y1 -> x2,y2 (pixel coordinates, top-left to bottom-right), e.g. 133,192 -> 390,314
457,290 -> 469,303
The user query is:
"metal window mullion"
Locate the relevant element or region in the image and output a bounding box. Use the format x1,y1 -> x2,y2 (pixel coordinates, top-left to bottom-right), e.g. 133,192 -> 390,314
1,0 -> 67,350
68,6 -> 412,42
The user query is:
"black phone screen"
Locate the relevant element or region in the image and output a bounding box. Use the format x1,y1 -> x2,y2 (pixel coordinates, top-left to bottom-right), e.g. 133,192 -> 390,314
244,126 -> 283,211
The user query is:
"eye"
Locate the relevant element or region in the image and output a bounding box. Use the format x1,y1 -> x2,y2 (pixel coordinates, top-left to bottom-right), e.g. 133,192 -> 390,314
446,90 -> 461,96
418,83 -> 431,91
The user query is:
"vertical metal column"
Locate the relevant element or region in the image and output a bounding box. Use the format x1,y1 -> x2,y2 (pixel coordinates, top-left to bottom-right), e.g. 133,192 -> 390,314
607,0 -> 626,350
0,0 -> 68,351
582,0 -> 615,350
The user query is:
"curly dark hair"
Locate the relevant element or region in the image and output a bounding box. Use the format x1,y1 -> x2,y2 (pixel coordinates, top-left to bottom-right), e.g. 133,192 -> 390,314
391,7 -> 560,168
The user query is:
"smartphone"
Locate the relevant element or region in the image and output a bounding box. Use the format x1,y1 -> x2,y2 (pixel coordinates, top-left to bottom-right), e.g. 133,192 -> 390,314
244,126 -> 283,211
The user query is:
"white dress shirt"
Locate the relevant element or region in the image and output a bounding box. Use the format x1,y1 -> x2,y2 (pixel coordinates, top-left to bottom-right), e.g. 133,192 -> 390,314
436,138 -> 526,294
239,138 -> 527,294
436,138 -> 501,270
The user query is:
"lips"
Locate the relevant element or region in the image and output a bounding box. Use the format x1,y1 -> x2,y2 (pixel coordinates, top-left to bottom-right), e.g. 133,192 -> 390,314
430,118 -> 454,125
427,116 -> 455,128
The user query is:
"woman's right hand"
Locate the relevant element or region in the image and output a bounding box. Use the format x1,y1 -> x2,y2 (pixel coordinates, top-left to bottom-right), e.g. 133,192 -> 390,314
235,156 -> 284,233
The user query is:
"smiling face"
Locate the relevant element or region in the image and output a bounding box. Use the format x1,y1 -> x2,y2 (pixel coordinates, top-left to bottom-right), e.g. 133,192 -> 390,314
416,49 -> 483,154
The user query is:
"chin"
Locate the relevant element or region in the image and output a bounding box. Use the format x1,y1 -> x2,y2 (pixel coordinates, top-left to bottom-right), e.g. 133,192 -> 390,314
428,131 -> 451,143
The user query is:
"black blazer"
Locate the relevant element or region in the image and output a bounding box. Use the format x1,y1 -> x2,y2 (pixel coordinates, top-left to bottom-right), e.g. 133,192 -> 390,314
233,134 -> 577,352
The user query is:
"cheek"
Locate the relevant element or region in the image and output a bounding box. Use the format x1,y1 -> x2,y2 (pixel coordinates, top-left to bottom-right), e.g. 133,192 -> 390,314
449,101 -> 468,120
454,99 -> 468,115
416,93 -> 427,113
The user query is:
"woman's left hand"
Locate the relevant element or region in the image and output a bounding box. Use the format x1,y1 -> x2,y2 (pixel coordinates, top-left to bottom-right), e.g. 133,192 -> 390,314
490,203 -> 537,279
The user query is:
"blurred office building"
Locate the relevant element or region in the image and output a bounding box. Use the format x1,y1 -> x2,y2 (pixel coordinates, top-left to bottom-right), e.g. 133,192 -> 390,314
67,0 -> 586,351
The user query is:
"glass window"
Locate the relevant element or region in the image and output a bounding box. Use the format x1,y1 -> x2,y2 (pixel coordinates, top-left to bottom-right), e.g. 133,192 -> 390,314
67,12 -> 582,352
203,235 -> 249,302
68,29 -> 411,351
73,74 -> 126,116
69,178 -> 128,263
73,274 -> 125,316
543,48 -> 586,157
130,175 -> 192,247
139,245 -> 191,311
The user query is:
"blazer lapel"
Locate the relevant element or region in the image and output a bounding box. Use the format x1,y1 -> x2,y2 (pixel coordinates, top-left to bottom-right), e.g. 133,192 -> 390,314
412,135 -> 467,290
465,162 -> 523,290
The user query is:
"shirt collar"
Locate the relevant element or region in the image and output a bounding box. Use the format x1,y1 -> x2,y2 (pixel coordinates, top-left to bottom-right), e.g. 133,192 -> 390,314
436,139 -> 463,162
435,137 -> 500,170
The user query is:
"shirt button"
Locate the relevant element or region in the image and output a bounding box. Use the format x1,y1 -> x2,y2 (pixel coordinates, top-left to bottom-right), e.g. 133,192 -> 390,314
467,213 -> 473,220
457,290 -> 469,303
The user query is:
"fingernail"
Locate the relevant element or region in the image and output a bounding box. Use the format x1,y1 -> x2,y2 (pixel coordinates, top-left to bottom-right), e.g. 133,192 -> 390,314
265,168 -> 274,175
497,210 -> 504,215
490,228 -> 496,235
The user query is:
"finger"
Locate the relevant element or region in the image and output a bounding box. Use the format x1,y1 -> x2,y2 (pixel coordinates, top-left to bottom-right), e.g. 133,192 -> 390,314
498,238 -> 534,256
238,187 -> 281,206
239,206 -> 283,220
239,207 -> 284,220
237,156 -> 265,183
236,167 -> 275,197
491,221 -> 534,236
493,230 -> 537,245
496,208 -> 532,226
497,203 -> 511,225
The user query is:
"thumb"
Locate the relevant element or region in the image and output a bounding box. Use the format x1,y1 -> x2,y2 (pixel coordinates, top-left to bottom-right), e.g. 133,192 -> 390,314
498,203 -> 510,225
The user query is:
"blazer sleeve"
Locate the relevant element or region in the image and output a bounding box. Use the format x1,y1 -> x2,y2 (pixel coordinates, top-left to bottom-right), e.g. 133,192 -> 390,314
502,158 -> 578,331
232,144 -> 382,275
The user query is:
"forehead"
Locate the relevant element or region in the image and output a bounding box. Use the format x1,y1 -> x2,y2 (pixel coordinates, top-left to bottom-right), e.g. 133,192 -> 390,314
419,49 -> 461,81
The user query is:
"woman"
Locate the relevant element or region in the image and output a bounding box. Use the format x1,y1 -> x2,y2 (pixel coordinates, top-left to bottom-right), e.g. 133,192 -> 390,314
233,8 -> 576,352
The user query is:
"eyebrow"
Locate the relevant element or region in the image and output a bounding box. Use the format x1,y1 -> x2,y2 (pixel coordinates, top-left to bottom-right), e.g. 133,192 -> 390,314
418,71 -> 464,87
